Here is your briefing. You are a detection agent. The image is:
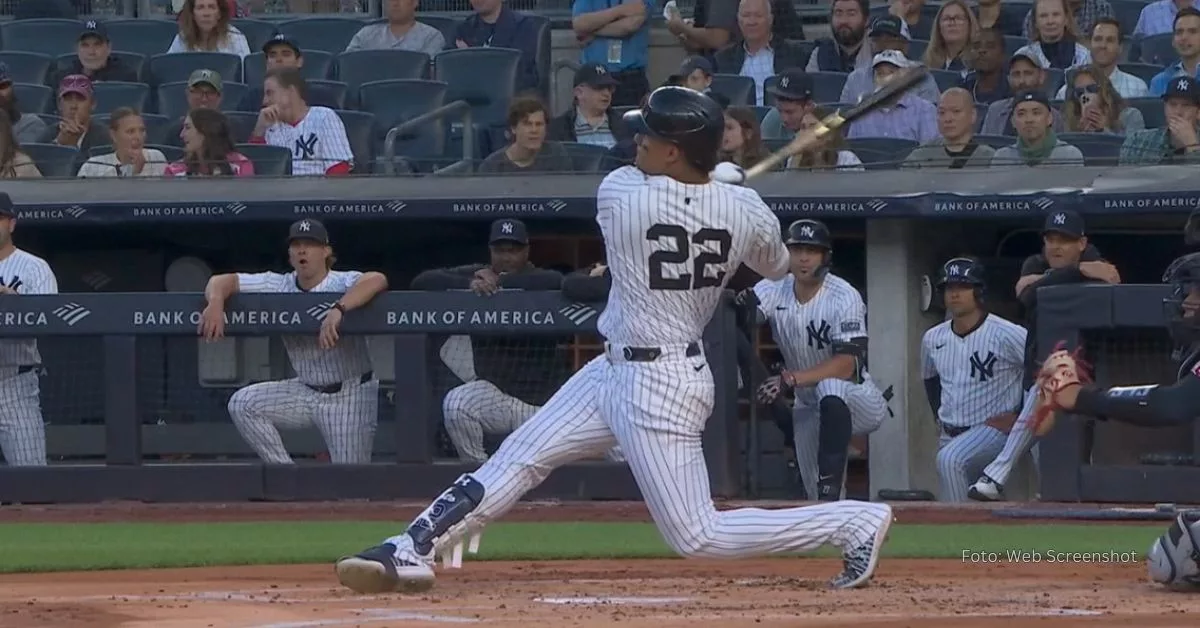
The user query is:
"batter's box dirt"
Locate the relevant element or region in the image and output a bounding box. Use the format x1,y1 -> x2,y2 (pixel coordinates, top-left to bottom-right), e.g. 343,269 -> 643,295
0,559 -> 1193,628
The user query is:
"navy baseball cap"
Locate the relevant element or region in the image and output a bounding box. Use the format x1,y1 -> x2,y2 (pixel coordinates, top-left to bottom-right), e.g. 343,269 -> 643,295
1014,89 -> 1051,111
288,219 -> 330,245
263,33 -> 301,55
679,56 -> 714,77
1164,76 -> 1200,104
0,192 -> 13,217
489,219 -> 529,245
1042,210 -> 1085,239
766,68 -> 814,102
80,19 -> 108,42
574,64 -> 619,88
0,63 -> 11,85
869,15 -> 911,41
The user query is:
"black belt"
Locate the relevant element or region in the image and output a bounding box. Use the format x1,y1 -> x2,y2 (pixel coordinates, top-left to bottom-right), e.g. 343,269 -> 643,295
306,371 -> 372,394
618,342 -> 701,362
941,422 -> 970,438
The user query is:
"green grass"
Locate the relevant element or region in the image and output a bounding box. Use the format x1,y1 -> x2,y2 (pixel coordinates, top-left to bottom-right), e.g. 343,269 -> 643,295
0,521 -> 1165,573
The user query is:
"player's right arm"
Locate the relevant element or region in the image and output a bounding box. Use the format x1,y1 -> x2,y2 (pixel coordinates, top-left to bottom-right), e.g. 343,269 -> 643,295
199,272 -> 285,340
410,265 -> 485,291
743,195 -> 788,281
920,328 -> 942,419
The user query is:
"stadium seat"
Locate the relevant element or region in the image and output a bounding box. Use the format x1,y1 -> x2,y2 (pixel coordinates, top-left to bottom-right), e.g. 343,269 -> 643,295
243,50 -> 333,89
308,80 -> 348,110
21,142 -> 78,177
1119,63 -> 1165,85
358,79 -> 447,160
844,137 -> 919,169
234,143 -> 292,175
0,52 -> 53,84
529,15 -> 552,99
1057,132 -> 1124,166
13,82 -> 52,114
559,142 -> 610,173
908,39 -> 928,61
1139,33 -> 1176,66
278,18 -> 365,55
0,19 -> 81,57
998,3 -> 1030,37
973,134 -> 1014,149
221,110 -> 258,143
766,71 -> 845,107
1003,35 -> 1026,57
975,103 -> 988,132
148,52 -> 242,86
333,109 -> 376,174
231,19 -> 279,53
335,50 -> 431,107
417,16 -> 459,51
709,74 -> 756,106
35,113 -> 61,129
435,48 -> 521,128
1110,0 -> 1145,41
931,69 -> 964,92
157,80 -> 249,120
103,19 -> 180,58
752,105 -> 771,122
92,81 -> 151,115
1127,97 -> 1166,128
1045,68 -> 1065,97
91,112 -> 171,145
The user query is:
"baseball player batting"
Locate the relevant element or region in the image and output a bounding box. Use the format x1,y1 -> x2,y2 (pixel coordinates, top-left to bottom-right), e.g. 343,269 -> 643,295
920,258 -> 1026,502
741,219 -> 889,502
199,219 -> 388,464
335,86 -> 894,594
0,192 -> 54,467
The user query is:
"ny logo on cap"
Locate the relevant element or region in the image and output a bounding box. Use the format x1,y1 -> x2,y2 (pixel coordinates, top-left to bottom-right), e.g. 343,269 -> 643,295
595,66 -> 607,75
299,220 -> 311,231
949,265 -> 962,275
1179,78 -> 1191,91
501,222 -> 514,234
86,20 -> 98,29
780,76 -> 790,88
799,225 -> 814,237
1053,213 -> 1066,225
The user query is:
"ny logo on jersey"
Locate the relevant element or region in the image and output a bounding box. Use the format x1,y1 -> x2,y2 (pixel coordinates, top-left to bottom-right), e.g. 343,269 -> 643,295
294,133 -> 319,161
0,275 -> 23,291
806,319 -> 832,350
970,350 -> 998,382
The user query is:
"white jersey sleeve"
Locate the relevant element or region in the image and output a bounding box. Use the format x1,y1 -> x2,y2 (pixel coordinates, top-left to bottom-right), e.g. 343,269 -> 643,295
830,286 -> 867,343
920,327 -> 937,379
236,272 -> 289,294
27,258 -> 57,295
999,318 -> 1028,367
323,270 -> 364,291
596,166 -> 644,232
751,277 -> 779,320
740,190 -> 788,281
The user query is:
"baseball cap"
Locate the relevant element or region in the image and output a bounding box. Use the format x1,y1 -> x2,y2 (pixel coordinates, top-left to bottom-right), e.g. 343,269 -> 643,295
263,32 -> 301,55
0,63 -> 11,86
288,219 -> 330,245
0,193 -> 14,218
58,74 -> 93,99
79,19 -> 108,42
872,50 -> 912,69
574,63 -> 619,88
869,16 -> 911,41
1163,76 -> 1200,104
187,69 -> 223,92
679,56 -> 714,78
489,219 -> 529,246
766,68 -> 814,102
1042,210 -> 1085,239
1010,45 -> 1049,70
1013,89 -> 1051,110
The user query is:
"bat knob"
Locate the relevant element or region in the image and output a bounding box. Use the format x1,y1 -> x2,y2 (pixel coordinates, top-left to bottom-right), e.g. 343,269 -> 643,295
711,161 -> 746,186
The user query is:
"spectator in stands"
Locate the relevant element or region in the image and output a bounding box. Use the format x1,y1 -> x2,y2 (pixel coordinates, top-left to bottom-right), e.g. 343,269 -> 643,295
840,16 -> 942,104
924,0 -> 977,71
40,75 -> 106,153
720,106 -> 769,168
903,87 -> 996,167
411,219 -> 568,462
975,0 -> 1024,35
240,35 -> 342,112
665,0 -> 732,58
167,0 -> 251,58
0,111 -> 40,179
458,0 -> 541,94
1150,9 -> 1200,96
981,46 -> 1066,135
51,21 -> 139,87
0,65 -> 45,146
77,108 -> 169,178
1056,19 -> 1148,99
959,28 -> 1011,105
1119,75 -> 1200,164
1021,0 -> 1112,43
787,105 -> 864,169
1134,0 -> 1200,39
251,67 -> 353,176
166,108 -> 255,177
1025,0 -> 1091,70
847,52 -> 940,142
807,0 -> 872,73
1061,65 -> 1145,134
547,64 -> 629,149
991,90 -> 1084,165
675,56 -> 715,93
714,0 -> 810,106
889,0 -> 933,40
572,0 -> 652,106
165,69 -> 224,148
480,96 -> 571,173
344,0 -> 445,55
759,68 -> 815,140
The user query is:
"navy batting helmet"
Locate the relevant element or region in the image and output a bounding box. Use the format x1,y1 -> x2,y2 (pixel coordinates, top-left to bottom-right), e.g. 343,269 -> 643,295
937,257 -> 987,303
623,86 -> 724,172
784,219 -> 832,277
1164,252 -> 1200,346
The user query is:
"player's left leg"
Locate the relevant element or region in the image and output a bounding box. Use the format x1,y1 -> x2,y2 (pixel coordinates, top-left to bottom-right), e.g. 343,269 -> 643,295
972,384 -> 1040,501
313,378 -> 379,464
0,371 -> 46,466
808,378 -> 888,501
936,425 -> 1007,502
600,350 -> 893,589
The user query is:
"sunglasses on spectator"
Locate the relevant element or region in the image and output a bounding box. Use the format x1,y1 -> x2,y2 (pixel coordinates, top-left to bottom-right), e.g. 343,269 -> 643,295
1072,84 -> 1099,99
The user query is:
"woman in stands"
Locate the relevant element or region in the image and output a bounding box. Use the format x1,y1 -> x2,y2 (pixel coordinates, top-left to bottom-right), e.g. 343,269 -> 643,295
720,107 -> 769,169
1025,0 -> 1089,69
0,110 -> 40,179
1062,65 -> 1145,135
923,0 -> 978,71
167,0 -> 251,58
165,108 -> 254,177
786,106 -> 864,171
77,108 -> 168,178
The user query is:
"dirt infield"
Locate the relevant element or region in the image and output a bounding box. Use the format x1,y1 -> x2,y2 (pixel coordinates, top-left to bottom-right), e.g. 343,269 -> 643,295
0,500 -> 1188,627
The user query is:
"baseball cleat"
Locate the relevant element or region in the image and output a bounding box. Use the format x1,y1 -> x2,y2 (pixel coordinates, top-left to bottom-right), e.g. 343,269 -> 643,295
335,541 -> 435,594
829,504 -> 893,589
968,475 -> 1004,502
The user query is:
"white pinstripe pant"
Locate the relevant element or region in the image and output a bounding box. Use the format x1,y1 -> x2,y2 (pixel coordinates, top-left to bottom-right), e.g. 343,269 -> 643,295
416,348 -> 890,559
0,371 -> 45,466
936,424 -> 1007,502
792,379 -> 889,500
981,383 -> 1042,487
227,378 -> 379,464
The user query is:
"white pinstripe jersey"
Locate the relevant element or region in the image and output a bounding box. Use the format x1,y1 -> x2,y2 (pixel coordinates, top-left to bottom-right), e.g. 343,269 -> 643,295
235,270 -> 372,386
596,166 -> 789,346
921,314 -> 1026,427
753,273 -> 869,393
0,248 -> 56,369
263,106 -> 354,176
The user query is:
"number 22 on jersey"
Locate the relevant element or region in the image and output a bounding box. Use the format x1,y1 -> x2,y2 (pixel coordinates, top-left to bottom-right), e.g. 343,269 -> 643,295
646,223 -> 733,291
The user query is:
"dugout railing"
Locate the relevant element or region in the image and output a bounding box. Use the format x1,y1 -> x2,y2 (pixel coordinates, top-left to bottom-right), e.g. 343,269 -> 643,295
0,290 -> 740,503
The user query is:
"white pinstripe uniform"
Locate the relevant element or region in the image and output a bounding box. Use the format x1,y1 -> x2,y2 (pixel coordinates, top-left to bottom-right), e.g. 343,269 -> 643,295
977,381 -> 1046,490
382,166 -> 892,570
753,274 -> 889,500
921,315 -> 1026,501
226,270 -> 378,464
263,106 -> 354,176
0,249 -> 55,466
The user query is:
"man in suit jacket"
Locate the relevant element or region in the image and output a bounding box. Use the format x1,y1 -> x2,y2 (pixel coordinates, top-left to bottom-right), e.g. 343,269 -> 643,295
714,0 -> 811,105
456,0 -> 543,94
